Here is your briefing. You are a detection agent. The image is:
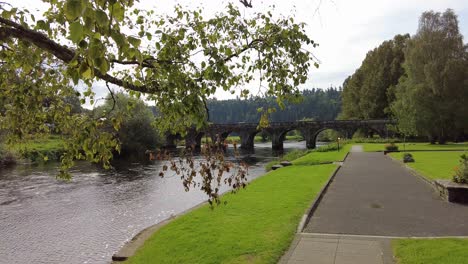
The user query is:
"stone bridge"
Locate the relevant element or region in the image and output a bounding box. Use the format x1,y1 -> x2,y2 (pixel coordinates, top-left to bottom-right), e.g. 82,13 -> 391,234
164,119 -> 395,151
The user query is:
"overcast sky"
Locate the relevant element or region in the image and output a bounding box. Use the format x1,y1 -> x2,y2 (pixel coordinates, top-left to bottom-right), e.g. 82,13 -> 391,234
7,0 -> 468,102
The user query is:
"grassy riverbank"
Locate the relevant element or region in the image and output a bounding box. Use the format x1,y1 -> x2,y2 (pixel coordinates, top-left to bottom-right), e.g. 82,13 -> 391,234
7,136 -> 65,162
126,163 -> 338,263
389,151 -> 464,180
362,142 -> 468,152
393,238 -> 468,264
265,143 -> 350,171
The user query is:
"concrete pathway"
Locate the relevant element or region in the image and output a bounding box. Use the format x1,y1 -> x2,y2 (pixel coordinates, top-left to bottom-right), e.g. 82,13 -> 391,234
280,234 -> 393,264
281,147 -> 468,263
304,151 -> 468,236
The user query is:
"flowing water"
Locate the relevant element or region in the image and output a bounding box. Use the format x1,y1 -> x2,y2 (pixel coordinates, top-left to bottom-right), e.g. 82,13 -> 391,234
0,141 -> 323,264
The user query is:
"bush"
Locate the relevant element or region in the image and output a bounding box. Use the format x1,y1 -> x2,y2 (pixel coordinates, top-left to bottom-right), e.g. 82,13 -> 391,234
403,153 -> 414,163
384,143 -> 399,151
0,146 -> 17,167
453,154 -> 468,184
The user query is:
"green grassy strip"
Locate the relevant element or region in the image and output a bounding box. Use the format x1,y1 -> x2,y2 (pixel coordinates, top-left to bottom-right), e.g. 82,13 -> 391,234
392,238 -> 468,264
362,142 -> 468,152
292,144 -> 351,166
126,164 -> 337,264
389,151 -> 465,180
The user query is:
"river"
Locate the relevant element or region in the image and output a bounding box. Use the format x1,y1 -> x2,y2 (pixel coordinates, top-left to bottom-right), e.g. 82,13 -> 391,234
0,141 -> 324,264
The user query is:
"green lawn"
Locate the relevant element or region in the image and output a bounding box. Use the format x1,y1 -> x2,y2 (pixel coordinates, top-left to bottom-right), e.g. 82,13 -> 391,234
126,164 -> 337,264
362,142 -> 468,152
389,151 -> 464,180
292,144 -> 352,166
392,238 -> 468,264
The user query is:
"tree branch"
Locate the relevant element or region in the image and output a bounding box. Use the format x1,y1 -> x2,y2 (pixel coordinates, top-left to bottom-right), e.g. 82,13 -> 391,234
239,0 -> 253,8
0,17 -> 159,94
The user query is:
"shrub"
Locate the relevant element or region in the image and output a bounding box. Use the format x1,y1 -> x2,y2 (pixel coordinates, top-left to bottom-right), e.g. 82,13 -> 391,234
403,153 -> 414,163
453,154 -> 468,184
384,143 -> 399,151
0,146 -> 17,167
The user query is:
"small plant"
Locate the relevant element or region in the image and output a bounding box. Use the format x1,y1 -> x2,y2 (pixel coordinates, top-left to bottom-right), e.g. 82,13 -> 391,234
453,154 -> 468,184
403,153 -> 414,163
384,143 -> 399,152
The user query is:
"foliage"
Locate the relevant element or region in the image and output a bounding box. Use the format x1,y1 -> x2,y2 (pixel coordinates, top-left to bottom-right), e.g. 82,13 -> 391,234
389,151 -> 464,180
9,135 -> 65,163
390,9 -> 468,143
94,93 -> 160,157
126,164 -> 337,264
403,153 -> 414,163
385,143 -> 398,151
340,34 -> 409,119
392,238 -> 468,264
207,88 -> 342,123
0,1 -> 317,197
0,144 -> 16,167
453,154 -> 468,184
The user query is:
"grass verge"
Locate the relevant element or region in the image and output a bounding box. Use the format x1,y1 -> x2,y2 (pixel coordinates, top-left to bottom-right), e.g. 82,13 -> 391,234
292,144 -> 351,166
7,135 -> 65,162
392,238 -> 468,264
362,142 -> 468,152
389,151 -> 465,180
125,164 -> 338,264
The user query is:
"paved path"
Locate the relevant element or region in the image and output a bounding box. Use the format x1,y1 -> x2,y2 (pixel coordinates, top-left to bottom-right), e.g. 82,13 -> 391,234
281,147 -> 468,264
304,151 -> 468,236
280,234 -> 393,264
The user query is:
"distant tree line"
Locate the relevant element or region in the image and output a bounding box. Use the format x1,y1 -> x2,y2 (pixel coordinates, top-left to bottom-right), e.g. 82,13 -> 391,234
340,9 -> 468,143
207,88 -> 342,123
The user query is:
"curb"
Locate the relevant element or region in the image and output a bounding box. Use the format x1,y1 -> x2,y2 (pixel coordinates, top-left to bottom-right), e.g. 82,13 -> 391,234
296,164 -> 342,233
296,150 -> 352,232
385,154 -> 440,194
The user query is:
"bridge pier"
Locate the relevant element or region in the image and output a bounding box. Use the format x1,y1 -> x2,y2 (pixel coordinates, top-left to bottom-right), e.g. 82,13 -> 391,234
239,130 -> 258,150
163,133 -> 180,149
301,129 -> 319,149
185,130 -> 203,151
265,128 -> 288,151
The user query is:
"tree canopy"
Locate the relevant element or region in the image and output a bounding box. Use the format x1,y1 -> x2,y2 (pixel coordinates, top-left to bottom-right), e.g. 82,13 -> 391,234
391,9 -> 468,142
0,1 -> 316,169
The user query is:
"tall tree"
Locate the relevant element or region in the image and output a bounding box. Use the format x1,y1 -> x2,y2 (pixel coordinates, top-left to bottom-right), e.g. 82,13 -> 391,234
391,9 -> 468,143
341,34 -> 409,119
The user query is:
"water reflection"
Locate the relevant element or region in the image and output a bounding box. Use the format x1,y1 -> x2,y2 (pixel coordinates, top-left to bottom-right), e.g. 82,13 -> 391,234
0,141 -> 322,264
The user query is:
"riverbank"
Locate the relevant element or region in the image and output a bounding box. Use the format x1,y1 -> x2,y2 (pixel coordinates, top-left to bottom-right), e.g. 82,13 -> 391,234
122,161 -> 341,263
1,136 -> 65,164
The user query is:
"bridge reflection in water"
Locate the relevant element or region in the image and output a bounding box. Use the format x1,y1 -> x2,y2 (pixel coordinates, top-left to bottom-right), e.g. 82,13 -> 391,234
164,119 -> 395,151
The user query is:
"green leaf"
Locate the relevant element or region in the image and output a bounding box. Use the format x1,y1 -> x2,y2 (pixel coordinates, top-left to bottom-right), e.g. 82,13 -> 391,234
65,0 -> 83,20
128,36 -> 141,48
69,21 -> 84,43
95,10 -> 109,27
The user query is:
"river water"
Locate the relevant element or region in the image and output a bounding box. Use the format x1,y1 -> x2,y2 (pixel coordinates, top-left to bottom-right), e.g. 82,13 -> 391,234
0,141 -> 321,264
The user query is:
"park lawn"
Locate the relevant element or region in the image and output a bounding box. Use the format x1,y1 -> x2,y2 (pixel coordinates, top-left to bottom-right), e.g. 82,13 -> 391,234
292,144 -> 352,166
126,164 -> 337,264
392,238 -> 468,264
362,142 -> 468,152
389,151 -> 464,180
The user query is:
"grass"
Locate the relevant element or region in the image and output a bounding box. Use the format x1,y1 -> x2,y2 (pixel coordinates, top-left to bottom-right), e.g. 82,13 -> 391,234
392,238 -> 468,264
7,135 -> 65,162
362,142 -> 468,152
292,144 -> 352,166
389,151 -> 465,180
126,164 -> 338,264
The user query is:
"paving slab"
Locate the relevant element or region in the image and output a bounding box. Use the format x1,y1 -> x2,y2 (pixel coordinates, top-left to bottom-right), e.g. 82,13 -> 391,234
281,234 -> 389,264
303,152 -> 468,236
